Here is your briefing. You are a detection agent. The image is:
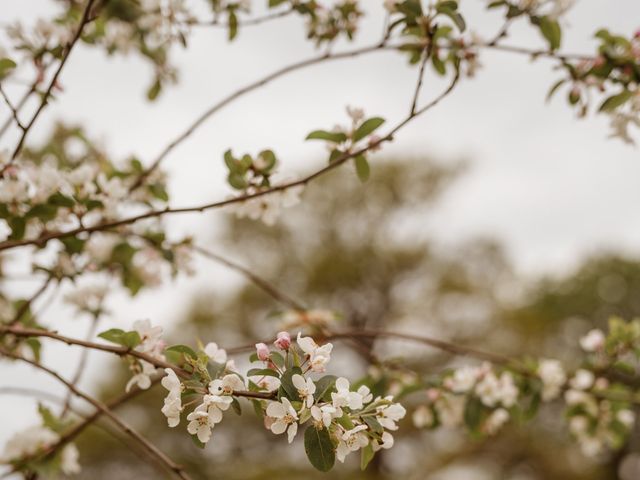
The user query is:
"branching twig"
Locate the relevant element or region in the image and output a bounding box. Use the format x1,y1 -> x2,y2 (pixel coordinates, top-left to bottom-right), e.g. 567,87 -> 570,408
130,41 -> 398,190
0,347 -> 193,480
1,0 -> 97,175
0,84 -> 26,131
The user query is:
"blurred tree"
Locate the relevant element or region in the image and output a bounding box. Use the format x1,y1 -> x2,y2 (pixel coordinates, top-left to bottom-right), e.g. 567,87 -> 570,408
74,158 -> 640,480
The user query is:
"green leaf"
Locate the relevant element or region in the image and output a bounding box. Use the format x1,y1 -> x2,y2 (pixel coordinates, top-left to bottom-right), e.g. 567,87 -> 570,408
306,130 -> 347,143
228,11 -> 238,41
463,396 -> 483,432
279,367 -> 302,401
269,0 -> 288,6
0,58 -> 17,79
354,155 -> 370,182
304,426 -> 335,472
231,397 -> 242,415
539,17 -> 562,50
270,351 -> 285,369
360,444 -> 375,470
165,344 -> 198,359
26,338 -> 41,363
227,172 -> 247,190
98,328 -> 127,344
121,331 -> 142,349
247,368 -> 280,378
599,90 -> 633,112
436,5 -> 466,32
363,416 -> 383,435
314,375 -> 337,402
146,80 -> 162,101
353,117 -> 385,142
256,149 -> 277,172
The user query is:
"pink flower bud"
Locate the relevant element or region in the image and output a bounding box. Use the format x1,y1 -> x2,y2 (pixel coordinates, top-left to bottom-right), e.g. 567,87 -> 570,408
255,342 -> 270,361
274,331 -> 291,350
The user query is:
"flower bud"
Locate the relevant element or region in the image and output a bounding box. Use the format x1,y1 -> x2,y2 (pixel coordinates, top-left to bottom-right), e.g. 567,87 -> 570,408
255,342 -> 270,361
274,331 -> 291,350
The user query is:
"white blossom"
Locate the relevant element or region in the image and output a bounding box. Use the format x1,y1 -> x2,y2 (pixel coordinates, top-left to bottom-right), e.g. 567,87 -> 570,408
266,397 -> 299,443
209,374 -> 245,395
537,358 -> 567,401
292,374 -> 316,408
204,342 -> 228,364
311,404 -> 342,428
331,377 -> 364,410
484,408 -> 510,435
579,329 -> 606,352
336,425 -> 369,462
570,369 -> 595,391
297,332 -> 333,373
412,405 -> 434,428
161,368 -> 183,427
376,399 -> 406,431
475,371 -> 518,408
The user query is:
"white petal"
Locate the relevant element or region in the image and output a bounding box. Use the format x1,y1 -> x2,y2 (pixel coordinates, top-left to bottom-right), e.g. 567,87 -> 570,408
266,401 -> 286,418
287,422 -> 298,444
270,419 -> 287,435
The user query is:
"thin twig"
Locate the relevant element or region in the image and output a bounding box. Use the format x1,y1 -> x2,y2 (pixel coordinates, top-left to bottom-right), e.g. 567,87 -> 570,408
194,245 -> 306,310
186,7 -> 294,27
0,84 -> 26,131
8,276 -> 54,326
60,315 -> 101,417
0,347 -> 193,480
1,0 -> 97,174
130,41 -> 398,190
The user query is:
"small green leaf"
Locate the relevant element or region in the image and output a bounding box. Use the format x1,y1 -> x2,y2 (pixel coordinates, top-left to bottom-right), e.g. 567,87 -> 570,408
98,328 -> 126,344
231,397 -> 242,415
354,155 -> 370,182
599,90 -> 633,112
360,444 -> 375,470
353,117 -> 385,142
546,79 -> 566,102
279,367 -> 302,401
306,130 -> 347,143
304,426 -> 335,472
314,375 -> 337,402
227,172 -> 247,190
0,58 -> 17,79
539,17 -> 562,50
121,331 -> 142,349
146,80 -> 162,101
247,368 -> 280,378
436,5 -> 466,32
165,344 -> 198,359
228,11 -> 238,41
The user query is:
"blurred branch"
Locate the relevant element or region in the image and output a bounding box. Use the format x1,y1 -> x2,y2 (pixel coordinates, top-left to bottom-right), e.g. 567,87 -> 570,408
8,275 -> 55,326
0,347 -> 193,480
194,245 -> 306,310
0,84 -> 26,131
1,0 -> 97,176
60,314 -> 101,417
185,7 -> 294,27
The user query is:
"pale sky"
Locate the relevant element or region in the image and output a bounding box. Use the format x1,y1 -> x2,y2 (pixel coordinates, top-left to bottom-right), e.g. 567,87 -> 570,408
1,0 -> 640,470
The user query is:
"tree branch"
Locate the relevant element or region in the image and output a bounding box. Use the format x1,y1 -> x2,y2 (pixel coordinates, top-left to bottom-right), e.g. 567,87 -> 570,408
0,347 -> 193,480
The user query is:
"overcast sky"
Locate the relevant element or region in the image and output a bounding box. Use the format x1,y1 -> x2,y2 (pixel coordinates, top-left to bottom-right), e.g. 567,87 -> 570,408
1,0 -> 640,468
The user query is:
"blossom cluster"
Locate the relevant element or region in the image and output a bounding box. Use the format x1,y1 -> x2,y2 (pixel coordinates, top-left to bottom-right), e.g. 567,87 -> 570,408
410,319 -> 639,459
101,325 -> 408,471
